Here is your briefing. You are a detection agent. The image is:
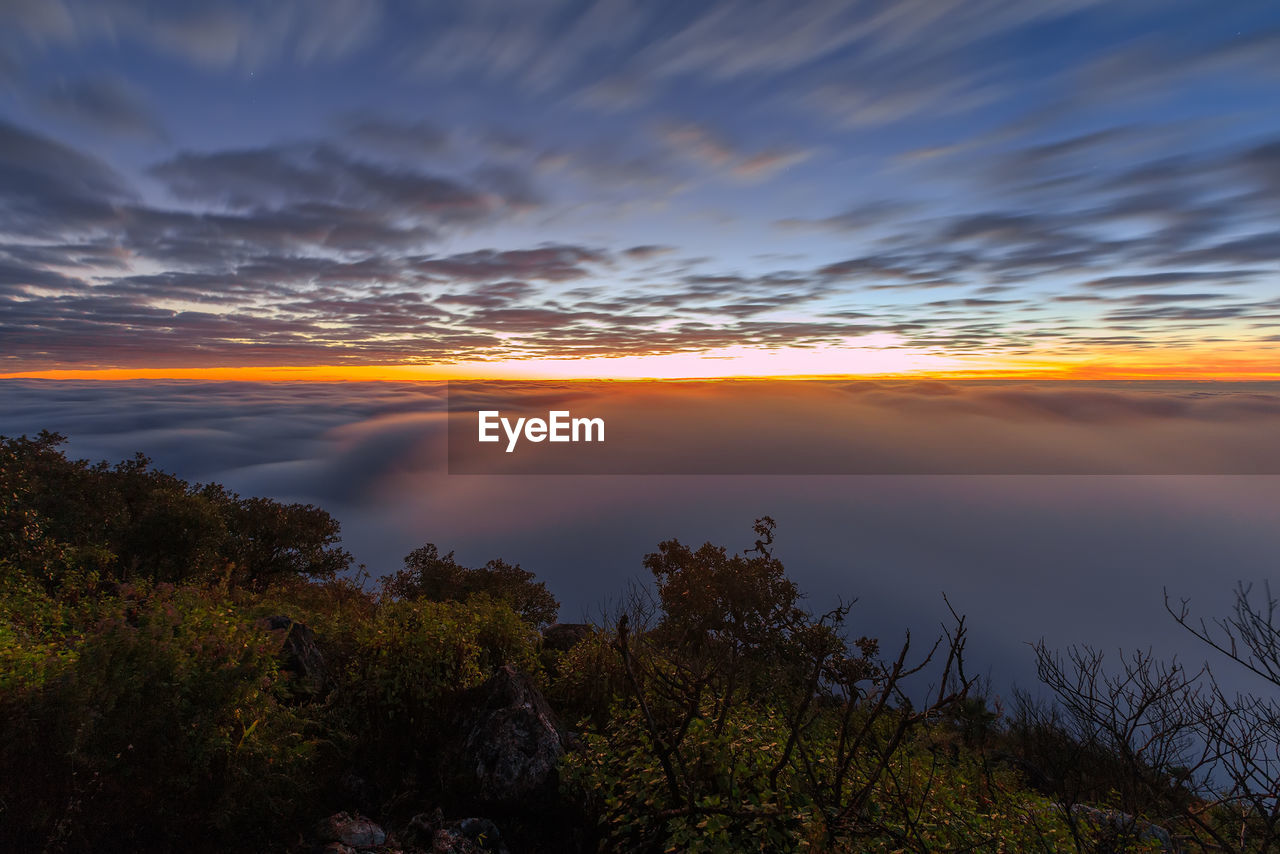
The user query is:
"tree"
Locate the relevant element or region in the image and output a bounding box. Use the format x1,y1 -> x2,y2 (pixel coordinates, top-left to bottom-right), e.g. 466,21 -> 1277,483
0,432 -> 352,590
381,543 -> 559,628
573,518 -> 975,852
1027,582 -> 1280,852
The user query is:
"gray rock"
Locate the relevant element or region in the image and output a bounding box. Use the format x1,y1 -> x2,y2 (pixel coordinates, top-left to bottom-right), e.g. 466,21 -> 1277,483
316,811 -> 387,849
458,665 -> 567,805
315,844 -> 356,854
258,615 -> 329,697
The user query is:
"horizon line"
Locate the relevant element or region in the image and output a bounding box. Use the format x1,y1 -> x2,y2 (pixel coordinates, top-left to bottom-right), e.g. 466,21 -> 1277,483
3,365 -> 1280,383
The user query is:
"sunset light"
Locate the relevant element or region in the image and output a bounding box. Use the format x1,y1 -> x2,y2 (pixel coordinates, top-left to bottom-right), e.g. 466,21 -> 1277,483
4,4 -> 1280,850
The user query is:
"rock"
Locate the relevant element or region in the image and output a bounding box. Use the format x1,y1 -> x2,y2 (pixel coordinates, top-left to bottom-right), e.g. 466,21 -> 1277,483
258,615 -> 329,697
404,810 -> 443,847
431,828 -> 485,854
316,811 -> 387,849
458,665 -> 567,806
455,817 -> 503,849
541,622 -> 593,652
316,844 -> 356,854
1069,804 -> 1175,853
404,811 -> 508,854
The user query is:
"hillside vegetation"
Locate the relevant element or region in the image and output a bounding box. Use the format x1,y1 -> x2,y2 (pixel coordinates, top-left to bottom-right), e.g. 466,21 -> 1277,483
2,432 -> 1277,853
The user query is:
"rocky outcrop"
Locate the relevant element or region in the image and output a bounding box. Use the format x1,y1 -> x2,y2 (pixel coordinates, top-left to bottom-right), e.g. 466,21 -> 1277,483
456,665 -> 568,806
541,622 -> 593,652
258,615 -> 329,697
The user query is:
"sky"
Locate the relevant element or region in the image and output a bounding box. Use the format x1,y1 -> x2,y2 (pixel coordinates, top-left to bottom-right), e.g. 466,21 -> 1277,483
2,0 -> 1280,378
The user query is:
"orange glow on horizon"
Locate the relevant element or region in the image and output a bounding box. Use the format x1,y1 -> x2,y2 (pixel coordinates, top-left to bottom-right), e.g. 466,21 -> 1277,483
1,343 -> 1277,383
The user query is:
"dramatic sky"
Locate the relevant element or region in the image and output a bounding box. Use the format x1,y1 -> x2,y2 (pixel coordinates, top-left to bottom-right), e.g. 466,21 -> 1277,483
3,0 -> 1280,378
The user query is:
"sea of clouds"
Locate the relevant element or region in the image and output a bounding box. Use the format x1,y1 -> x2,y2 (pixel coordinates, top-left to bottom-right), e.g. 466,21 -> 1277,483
4,378 -> 1280,698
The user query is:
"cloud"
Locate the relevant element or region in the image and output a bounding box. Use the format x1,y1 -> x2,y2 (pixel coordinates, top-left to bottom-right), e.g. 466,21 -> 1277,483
658,120 -> 813,182
776,201 -> 921,233
411,246 -> 608,283
0,257 -> 89,296
0,119 -> 135,238
622,245 -> 676,260
436,281 -> 538,309
1080,272 -> 1264,290
150,144 -> 517,221
4,84 -> 1280,371
39,76 -> 168,140
6,0 -> 385,72
341,115 -> 450,156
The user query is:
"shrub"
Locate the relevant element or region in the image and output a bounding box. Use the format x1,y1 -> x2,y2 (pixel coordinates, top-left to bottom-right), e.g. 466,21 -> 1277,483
563,702 -> 822,853
337,595 -> 541,789
0,583 -> 322,852
545,628 -> 625,733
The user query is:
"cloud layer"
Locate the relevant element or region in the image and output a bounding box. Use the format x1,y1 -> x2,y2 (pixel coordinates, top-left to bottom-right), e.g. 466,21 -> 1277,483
4,377 -> 1279,693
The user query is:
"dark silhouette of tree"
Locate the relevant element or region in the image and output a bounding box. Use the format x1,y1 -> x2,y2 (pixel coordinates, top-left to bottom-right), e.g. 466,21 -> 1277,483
0,431 -> 351,589
599,518 -> 975,851
381,542 -> 559,628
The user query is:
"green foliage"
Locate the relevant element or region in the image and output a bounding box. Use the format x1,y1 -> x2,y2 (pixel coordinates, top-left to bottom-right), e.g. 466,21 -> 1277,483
545,628 -> 625,732
564,702 -> 820,853
0,582 -> 323,852
644,516 -> 799,648
236,571 -> 379,682
338,594 -> 541,782
564,698 -> 1108,853
0,431 -> 352,590
381,542 -> 560,628
0,560 -> 99,691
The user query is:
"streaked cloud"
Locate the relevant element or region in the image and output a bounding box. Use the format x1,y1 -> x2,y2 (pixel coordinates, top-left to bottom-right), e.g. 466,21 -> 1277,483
1,2 -> 1279,373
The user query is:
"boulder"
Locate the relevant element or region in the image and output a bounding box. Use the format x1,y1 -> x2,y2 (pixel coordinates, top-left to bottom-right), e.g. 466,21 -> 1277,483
316,811 -> 387,849
457,665 -> 567,805
541,622 -> 593,652
257,615 -> 329,697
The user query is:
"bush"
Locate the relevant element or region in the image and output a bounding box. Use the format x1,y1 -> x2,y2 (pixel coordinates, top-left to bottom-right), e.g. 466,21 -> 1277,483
0,583 -> 322,852
338,595 -> 542,789
545,628 -> 624,733
563,701 -> 821,853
